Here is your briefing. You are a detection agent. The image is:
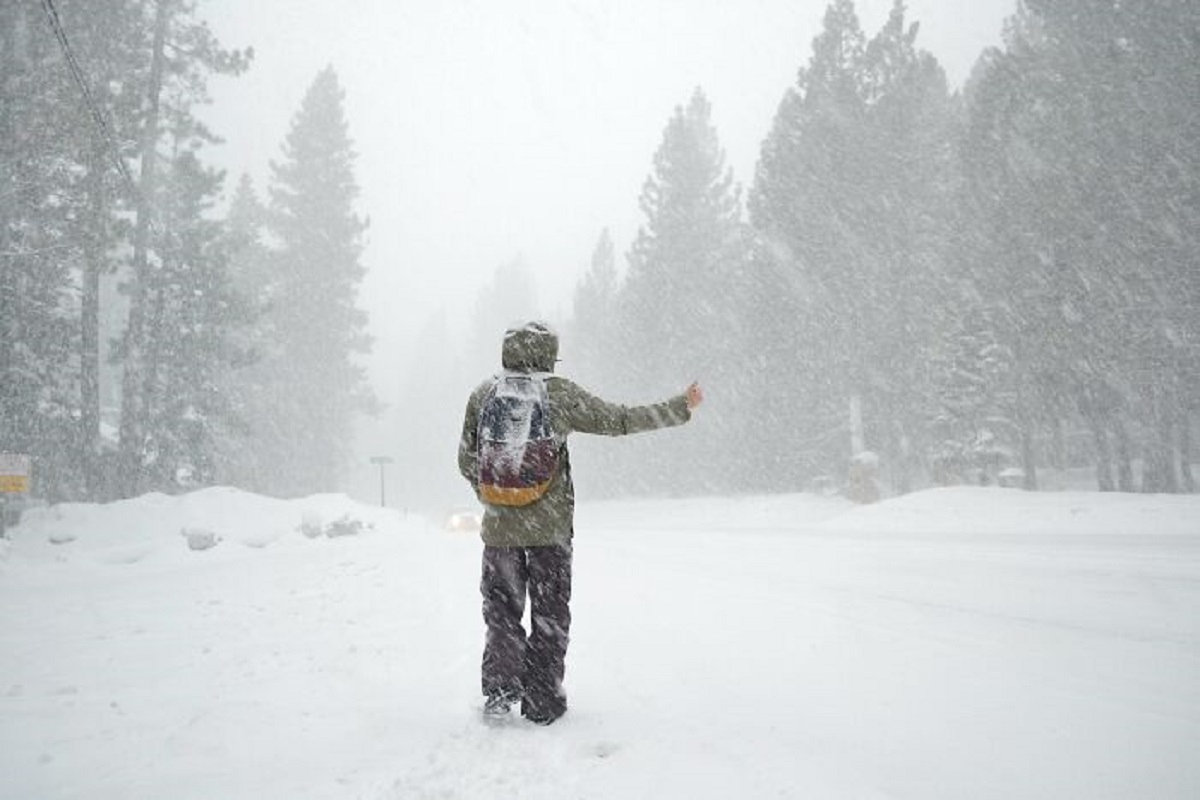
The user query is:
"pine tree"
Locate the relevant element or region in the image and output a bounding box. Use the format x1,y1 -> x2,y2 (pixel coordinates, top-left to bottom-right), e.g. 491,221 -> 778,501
749,0 -> 870,483
139,147 -> 252,490
224,174 -> 273,298
1,0 -> 151,500
861,1 -> 959,491
2,0 -> 248,500
1,4 -> 79,501
619,88 -> 745,494
565,230 -> 622,497
625,89 -> 742,385
736,234 -> 829,492
261,66 -> 375,497
116,0 -> 251,497
749,0 -> 958,492
962,1 -> 1200,492
569,229 -> 619,388
958,10 -> 1065,489
929,305 -> 1018,485
66,1 -> 147,500
213,174 -> 276,490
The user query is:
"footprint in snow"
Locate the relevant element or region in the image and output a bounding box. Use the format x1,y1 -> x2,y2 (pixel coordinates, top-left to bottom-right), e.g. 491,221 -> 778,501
590,741 -> 619,759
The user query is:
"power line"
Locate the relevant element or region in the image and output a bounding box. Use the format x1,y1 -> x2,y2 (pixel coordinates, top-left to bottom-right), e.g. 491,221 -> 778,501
38,0 -> 143,210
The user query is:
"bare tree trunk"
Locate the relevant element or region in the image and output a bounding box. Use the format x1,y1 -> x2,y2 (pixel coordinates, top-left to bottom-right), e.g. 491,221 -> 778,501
138,260 -> 169,489
1181,407 -> 1196,493
849,394 -> 865,456
1020,424 -> 1038,490
895,423 -> 912,495
117,0 -> 170,497
0,263 -> 16,446
1142,385 -> 1179,493
1015,380 -> 1038,490
846,392 -> 879,503
1161,389 -> 1180,494
1051,416 -> 1066,471
0,15 -> 17,437
80,142 -> 106,499
1114,416 -> 1135,492
1087,415 -> 1115,491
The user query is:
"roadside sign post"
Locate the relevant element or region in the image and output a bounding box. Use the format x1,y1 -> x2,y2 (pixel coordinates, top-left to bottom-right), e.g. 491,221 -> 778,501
369,456 -> 394,508
0,453 -> 32,539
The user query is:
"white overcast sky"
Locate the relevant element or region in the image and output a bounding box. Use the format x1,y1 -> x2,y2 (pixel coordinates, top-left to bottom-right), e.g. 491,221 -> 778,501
201,0 -> 1015,387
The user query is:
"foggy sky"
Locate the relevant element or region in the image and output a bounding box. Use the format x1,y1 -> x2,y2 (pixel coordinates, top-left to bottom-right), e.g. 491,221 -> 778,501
201,0 -> 1014,385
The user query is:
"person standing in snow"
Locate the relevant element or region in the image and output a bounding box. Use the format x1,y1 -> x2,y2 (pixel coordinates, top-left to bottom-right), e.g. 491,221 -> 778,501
458,321 -> 702,725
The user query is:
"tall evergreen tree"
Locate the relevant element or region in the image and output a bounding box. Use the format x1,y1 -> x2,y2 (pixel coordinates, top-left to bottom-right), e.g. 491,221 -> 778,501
624,89 -> 742,388
619,88 -> 745,494
224,175 -> 273,300
569,229 -> 619,388
566,229 -> 622,496
213,174 -> 276,490
3,0 -> 250,500
958,12 -> 1065,490
116,0 -> 251,497
858,0 -> 958,491
751,0 -> 956,491
1,3 -> 81,501
963,0 -> 1199,492
750,0 -> 870,484
261,66 -> 375,497
3,0 -> 170,500
928,303 -> 1019,485
139,147 -> 252,490
64,1 -> 146,500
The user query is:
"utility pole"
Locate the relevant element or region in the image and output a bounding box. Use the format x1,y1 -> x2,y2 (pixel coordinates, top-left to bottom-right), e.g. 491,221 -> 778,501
369,456 -> 394,507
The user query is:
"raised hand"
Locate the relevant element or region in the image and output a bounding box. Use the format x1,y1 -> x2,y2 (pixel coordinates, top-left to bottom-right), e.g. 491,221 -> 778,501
686,381 -> 704,410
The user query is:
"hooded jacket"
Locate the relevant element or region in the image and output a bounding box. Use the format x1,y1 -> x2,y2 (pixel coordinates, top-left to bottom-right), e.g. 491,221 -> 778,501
458,322 -> 691,547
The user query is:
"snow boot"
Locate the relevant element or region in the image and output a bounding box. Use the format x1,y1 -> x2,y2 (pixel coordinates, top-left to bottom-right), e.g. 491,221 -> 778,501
483,690 -> 519,716
520,695 -> 566,726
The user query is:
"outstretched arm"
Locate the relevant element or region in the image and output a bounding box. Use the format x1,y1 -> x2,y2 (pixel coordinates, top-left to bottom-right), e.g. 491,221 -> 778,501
555,379 -> 701,437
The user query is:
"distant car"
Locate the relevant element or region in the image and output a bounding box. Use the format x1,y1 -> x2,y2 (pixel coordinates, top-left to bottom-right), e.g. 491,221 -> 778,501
445,510 -> 482,533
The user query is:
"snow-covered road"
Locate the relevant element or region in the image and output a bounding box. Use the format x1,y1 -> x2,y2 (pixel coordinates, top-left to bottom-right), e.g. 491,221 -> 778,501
1,487 -> 1197,798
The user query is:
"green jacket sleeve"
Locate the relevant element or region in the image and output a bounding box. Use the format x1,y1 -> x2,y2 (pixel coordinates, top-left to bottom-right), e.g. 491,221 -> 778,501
551,378 -> 691,437
458,386 -> 483,490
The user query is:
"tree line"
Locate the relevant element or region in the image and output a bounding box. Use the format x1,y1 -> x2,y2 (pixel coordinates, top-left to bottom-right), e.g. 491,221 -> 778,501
5,0 -> 1196,507
566,0 -> 1199,497
1,0 -> 373,502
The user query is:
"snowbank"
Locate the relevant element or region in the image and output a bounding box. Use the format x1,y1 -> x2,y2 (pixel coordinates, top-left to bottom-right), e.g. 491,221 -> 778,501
820,486 -> 1200,538
2,486 -> 406,566
1,486 -> 1197,799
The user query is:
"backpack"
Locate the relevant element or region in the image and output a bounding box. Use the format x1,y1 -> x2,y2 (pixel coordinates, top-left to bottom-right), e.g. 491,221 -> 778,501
476,372 -> 560,506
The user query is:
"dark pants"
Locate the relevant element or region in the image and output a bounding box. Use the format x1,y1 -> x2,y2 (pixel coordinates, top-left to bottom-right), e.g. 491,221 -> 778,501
481,543 -> 572,720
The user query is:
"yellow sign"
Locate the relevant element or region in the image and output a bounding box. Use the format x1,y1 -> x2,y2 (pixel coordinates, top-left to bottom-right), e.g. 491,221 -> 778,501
0,453 -> 31,494
0,475 -> 29,494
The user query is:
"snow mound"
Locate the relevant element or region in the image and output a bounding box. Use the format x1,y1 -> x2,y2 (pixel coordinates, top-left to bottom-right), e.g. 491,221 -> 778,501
181,527 -> 220,551
3,486 -> 402,565
820,486 -> 1200,538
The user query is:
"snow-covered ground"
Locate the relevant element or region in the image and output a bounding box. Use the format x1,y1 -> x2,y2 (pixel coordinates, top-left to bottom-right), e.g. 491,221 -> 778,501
1,486 -> 1197,799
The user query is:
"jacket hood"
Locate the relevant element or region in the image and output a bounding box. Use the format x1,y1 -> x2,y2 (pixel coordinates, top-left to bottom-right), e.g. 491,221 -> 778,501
501,321 -> 559,372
